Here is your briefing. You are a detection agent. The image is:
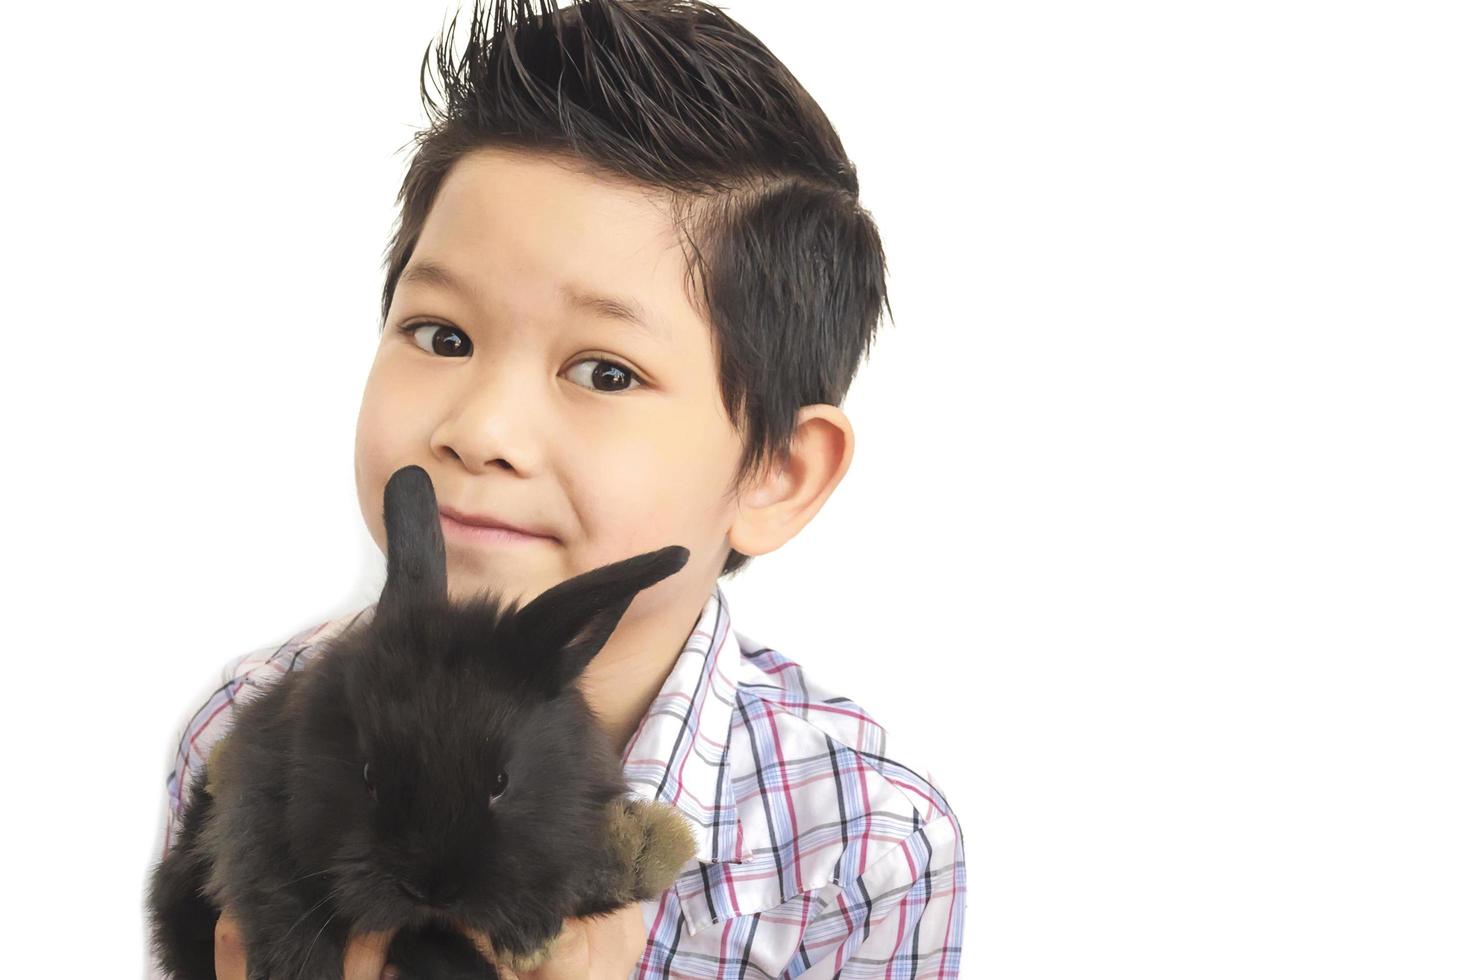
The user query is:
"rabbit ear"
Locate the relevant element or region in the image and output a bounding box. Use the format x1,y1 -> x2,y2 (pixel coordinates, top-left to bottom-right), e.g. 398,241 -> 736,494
514,545 -> 690,696
378,465 -> 448,619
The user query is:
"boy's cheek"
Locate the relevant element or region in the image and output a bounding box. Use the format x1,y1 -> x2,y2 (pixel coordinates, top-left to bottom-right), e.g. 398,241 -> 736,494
351,458 -> 390,553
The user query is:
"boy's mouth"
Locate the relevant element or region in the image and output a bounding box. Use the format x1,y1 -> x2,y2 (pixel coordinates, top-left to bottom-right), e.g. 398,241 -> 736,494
438,505 -> 558,544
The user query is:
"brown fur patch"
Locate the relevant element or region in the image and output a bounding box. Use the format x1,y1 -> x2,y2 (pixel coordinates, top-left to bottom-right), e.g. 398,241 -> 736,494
627,800 -> 697,898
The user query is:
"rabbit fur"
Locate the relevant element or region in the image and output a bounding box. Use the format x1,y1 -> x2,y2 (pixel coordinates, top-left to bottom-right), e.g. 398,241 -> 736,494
147,464 -> 696,978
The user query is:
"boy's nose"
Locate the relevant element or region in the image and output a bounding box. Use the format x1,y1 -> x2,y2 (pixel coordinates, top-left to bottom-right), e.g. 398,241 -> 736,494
433,382 -> 539,475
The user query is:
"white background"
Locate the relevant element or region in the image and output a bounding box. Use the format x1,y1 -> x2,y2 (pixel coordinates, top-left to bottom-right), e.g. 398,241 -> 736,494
2,1 -> 1466,976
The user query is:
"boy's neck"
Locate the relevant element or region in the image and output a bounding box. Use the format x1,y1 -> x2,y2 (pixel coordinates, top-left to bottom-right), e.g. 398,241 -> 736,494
578,585 -> 711,756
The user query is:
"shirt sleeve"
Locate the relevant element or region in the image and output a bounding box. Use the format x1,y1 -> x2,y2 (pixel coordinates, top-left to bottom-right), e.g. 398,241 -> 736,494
160,678 -> 240,861
795,810 -> 967,979
146,669 -> 246,979
145,775 -> 183,979
145,622 -> 340,977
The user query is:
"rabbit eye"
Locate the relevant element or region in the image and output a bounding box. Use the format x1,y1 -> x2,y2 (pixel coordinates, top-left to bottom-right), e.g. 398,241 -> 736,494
489,770 -> 509,805
363,762 -> 377,802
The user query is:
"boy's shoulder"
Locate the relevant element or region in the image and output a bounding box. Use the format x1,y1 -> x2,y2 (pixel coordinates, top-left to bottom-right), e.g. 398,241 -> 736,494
630,583 -> 962,915
163,606 -> 369,823
223,605 -> 371,686
630,589 -> 965,974
730,628 -> 956,829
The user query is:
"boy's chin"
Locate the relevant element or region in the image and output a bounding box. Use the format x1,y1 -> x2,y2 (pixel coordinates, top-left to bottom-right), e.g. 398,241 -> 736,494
444,543 -> 561,599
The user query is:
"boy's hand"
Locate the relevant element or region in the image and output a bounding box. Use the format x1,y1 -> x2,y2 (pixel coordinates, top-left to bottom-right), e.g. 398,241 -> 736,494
498,904 -> 648,980
214,902 -> 647,980
214,907 -> 397,980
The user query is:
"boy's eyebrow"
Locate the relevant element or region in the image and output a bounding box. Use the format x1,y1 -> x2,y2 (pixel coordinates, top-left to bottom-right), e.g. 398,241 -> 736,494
398,259 -> 666,344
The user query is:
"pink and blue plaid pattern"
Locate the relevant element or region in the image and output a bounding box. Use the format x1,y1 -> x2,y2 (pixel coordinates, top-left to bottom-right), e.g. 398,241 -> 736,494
151,585 -> 965,978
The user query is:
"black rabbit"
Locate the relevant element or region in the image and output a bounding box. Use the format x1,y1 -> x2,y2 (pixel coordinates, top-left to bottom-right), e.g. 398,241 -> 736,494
147,464 -> 695,978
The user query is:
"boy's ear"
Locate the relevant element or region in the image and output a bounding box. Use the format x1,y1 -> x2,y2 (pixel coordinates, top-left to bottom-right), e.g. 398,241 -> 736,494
728,404 -> 855,559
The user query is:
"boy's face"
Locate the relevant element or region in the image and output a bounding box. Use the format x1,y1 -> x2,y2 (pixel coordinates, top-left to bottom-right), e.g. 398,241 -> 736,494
354,147 -> 745,612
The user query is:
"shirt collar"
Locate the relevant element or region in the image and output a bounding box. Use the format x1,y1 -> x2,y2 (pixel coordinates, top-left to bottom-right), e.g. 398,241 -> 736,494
619,583 -> 744,866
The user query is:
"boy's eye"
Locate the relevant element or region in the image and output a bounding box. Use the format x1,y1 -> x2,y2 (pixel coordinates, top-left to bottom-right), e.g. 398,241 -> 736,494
397,322 -> 644,393
400,322 -> 469,357
564,357 -> 644,393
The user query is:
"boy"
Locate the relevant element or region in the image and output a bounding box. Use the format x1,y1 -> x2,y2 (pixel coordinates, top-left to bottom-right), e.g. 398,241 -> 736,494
148,0 -> 965,976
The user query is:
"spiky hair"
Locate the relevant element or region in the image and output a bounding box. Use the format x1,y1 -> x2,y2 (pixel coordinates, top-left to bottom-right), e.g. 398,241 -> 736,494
381,0 -> 890,576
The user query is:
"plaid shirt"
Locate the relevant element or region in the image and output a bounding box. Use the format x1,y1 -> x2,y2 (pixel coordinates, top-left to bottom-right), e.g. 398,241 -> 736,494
150,584 -> 966,978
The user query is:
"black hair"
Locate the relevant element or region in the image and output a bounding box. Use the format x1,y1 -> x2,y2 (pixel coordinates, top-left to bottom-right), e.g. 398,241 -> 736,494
380,0 -> 892,576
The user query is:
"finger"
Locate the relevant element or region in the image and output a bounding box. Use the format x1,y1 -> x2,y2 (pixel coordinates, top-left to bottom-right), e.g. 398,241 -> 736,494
342,930 -> 394,980
214,910 -> 247,980
618,904 -> 649,960
522,919 -> 589,980
583,906 -> 648,976
463,927 -> 498,966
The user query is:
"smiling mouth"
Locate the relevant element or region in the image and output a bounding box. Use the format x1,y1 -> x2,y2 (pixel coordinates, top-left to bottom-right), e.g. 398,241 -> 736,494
439,512 -> 556,546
